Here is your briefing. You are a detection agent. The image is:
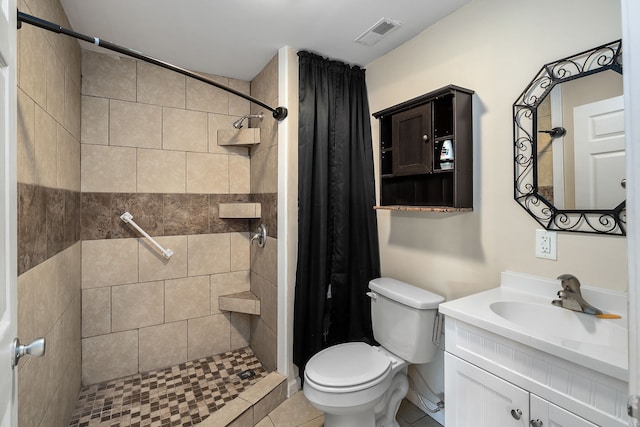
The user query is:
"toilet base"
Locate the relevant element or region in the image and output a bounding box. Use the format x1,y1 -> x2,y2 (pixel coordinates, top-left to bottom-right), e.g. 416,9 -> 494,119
325,411 -> 376,427
375,370 -> 409,427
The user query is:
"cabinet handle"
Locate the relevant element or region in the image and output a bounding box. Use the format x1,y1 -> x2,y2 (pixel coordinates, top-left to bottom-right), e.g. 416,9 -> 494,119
510,409 -> 523,420
530,420 -> 543,427
422,134 -> 429,142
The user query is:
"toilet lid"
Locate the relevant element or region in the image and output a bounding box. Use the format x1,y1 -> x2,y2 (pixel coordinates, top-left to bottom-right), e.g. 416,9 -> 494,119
305,342 -> 391,388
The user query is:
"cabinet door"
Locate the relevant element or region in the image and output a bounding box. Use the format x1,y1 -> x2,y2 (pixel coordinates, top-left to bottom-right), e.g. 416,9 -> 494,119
445,353 -> 529,427
530,394 -> 598,427
391,103 -> 432,176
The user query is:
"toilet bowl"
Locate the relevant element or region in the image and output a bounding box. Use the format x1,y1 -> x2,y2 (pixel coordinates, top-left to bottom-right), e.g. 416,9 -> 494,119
303,278 -> 444,427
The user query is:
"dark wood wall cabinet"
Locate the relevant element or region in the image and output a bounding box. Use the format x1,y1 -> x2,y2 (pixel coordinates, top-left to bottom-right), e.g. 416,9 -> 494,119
373,85 -> 474,211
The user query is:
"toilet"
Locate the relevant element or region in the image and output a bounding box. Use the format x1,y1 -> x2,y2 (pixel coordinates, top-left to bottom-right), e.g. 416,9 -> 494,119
303,277 -> 444,427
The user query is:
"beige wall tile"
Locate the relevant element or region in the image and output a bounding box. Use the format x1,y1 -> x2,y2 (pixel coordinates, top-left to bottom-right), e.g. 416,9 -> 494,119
82,330 -> 138,384
19,24 -> 47,107
137,149 -> 186,193
252,273 -> 277,334
138,235 -> 188,282
186,74 -> 229,114
82,288 -> 111,337
228,79 -> 251,117
139,321 -> 187,372
250,318 -> 276,372
57,125 -> 80,191
187,314 -> 231,360
112,281 -> 164,332
251,236 -> 278,285
17,88 -> 35,184
210,270 -> 250,314
208,113 -> 249,156
81,51 -> 136,101
82,238 -> 139,288
45,48 -> 65,125
163,107 -> 208,152
34,105 -> 57,188
31,257 -> 58,340
229,155 -> 251,194
186,152 -> 229,194
230,232 -> 250,271
137,61 -> 186,108
187,233 -> 231,276
64,71 -> 81,139
81,144 -> 137,192
165,275 -> 211,322
56,243 -> 82,323
81,96 -> 109,145
230,313 -> 251,349
250,145 -> 278,194
17,270 -> 34,348
110,99 -> 162,149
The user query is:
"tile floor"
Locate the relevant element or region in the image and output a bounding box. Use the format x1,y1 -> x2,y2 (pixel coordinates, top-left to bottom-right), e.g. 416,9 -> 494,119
258,391 -> 443,427
68,347 -> 267,426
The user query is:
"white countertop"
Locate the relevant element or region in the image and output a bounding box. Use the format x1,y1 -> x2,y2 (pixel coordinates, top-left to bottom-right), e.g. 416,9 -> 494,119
439,271 -> 628,381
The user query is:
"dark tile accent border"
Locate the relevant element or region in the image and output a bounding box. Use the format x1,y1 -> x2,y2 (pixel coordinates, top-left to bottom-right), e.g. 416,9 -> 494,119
18,183 -> 81,275
81,192 -> 276,240
250,193 -> 278,239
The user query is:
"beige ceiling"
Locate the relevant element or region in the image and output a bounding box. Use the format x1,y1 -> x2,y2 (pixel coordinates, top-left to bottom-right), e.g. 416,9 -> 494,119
59,0 -> 471,81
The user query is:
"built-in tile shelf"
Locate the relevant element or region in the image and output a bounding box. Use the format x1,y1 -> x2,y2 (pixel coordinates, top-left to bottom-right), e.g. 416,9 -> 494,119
217,128 -> 261,146
219,202 -> 262,219
219,291 -> 261,315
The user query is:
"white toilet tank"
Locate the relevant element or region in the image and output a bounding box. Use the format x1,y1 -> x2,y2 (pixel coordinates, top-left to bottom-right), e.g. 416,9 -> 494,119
369,277 -> 444,364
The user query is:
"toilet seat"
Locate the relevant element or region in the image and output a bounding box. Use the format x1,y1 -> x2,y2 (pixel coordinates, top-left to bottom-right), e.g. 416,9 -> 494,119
305,342 -> 391,393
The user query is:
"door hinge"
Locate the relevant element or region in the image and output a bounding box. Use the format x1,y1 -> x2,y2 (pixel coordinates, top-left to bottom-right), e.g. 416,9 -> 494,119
628,395 -> 640,422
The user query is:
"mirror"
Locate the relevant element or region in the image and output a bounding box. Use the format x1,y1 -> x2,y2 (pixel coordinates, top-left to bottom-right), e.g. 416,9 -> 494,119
514,40 -> 625,235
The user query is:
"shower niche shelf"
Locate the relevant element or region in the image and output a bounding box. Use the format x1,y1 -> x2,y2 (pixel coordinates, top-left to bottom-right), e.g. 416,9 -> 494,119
217,128 -> 261,146
219,203 -> 261,219
372,85 -> 474,211
219,291 -> 261,315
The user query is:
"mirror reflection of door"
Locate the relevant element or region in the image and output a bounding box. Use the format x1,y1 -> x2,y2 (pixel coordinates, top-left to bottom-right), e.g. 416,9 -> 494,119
574,95 -> 625,209
536,70 -> 624,210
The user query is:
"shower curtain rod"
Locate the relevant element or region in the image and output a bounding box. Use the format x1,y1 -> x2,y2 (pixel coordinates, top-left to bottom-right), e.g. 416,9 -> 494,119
16,11 -> 288,121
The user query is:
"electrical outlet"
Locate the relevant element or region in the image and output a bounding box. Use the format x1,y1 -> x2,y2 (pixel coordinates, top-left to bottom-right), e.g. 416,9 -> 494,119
535,229 -> 557,260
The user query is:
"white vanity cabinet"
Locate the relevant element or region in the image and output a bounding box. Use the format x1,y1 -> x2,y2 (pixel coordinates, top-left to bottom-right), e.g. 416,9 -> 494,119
445,352 -> 597,427
443,317 -> 627,427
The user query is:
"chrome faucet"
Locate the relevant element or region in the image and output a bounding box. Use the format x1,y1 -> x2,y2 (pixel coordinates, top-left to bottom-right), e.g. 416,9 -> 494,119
551,274 -> 603,315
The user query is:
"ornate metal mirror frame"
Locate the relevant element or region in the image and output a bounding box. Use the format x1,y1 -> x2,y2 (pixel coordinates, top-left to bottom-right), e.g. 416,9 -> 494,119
513,40 -> 625,235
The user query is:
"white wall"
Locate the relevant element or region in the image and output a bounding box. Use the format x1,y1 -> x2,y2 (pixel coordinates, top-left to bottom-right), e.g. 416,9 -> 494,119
367,0 -> 626,300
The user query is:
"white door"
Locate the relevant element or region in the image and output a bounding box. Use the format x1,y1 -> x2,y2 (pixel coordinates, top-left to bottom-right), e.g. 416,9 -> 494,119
530,394 -> 598,427
573,95 -> 625,209
0,0 -> 17,425
444,352 -> 530,426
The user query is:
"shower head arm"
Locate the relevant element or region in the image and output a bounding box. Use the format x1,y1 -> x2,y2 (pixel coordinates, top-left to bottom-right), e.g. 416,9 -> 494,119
17,10 -> 289,122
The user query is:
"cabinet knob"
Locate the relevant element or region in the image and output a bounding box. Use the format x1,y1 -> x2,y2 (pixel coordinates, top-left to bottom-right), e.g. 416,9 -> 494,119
422,134 -> 429,142
530,420 -> 543,427
510,409 -> 523,420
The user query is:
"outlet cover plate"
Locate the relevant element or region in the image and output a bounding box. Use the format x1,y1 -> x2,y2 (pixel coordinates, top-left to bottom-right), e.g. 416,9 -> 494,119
535,229 -> 557,260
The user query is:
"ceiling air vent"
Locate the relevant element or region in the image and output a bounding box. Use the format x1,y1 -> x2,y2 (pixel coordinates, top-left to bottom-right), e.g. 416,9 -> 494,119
354,18 -> 401,46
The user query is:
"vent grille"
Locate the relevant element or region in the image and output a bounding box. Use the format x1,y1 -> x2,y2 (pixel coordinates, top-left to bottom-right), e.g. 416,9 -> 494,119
354,18 -> 401,46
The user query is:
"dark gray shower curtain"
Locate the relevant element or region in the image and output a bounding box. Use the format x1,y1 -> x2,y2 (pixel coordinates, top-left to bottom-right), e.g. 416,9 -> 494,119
293,51 -> 381,374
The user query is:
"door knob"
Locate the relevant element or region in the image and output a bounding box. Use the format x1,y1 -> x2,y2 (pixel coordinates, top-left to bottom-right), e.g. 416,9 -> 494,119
11,337 -> 46,369
510,408 -> 523,420
530,420 -> 543,427
422,134 -> 429,142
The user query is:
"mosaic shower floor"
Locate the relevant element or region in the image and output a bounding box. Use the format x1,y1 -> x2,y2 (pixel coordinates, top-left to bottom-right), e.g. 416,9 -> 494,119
68,347 -> 267,427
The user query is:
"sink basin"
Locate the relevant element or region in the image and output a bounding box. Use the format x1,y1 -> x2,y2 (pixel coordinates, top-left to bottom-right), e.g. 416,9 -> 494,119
490,301 -> 626,349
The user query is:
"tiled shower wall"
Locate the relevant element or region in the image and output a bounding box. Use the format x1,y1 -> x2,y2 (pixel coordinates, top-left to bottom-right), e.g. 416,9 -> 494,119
16,0 -> 83,424
249,55 -> 279,372
79,50 -> 264,385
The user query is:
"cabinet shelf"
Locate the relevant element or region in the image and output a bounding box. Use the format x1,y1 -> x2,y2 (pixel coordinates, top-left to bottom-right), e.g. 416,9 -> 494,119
372,85 -> 474,209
